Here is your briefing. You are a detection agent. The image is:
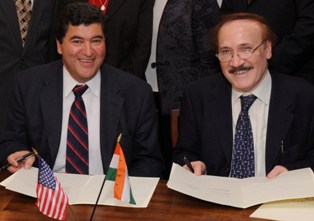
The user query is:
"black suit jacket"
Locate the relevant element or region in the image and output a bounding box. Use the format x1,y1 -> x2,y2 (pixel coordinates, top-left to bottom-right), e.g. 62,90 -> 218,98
59,0 -> 154,79
173,71 -> 314,176
0,60 -> 163,177
156,0 -> 220,114
0,0 -> 59,135
221,0 -> 314,84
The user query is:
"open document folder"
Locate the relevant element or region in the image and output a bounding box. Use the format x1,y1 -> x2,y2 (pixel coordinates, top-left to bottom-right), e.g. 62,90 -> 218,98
167,163 -> 314,208
0,167 -> 159,208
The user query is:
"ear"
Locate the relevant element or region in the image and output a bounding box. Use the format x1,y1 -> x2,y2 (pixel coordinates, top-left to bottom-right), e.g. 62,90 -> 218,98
265,40 -> 272,59
56,40 -> 63,55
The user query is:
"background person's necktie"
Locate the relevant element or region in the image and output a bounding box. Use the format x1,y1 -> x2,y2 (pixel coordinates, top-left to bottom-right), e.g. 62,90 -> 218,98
66,85 -> 89,174
230,95 -> 257,178
15,0 -> 32,47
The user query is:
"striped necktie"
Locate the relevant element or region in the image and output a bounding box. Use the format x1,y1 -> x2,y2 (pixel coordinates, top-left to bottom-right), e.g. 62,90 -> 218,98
230,94 -> 257,178
66,85 -> 89,174
15,0 -> 32,47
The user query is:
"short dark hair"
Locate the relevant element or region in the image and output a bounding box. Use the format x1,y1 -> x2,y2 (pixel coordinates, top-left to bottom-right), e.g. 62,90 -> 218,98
56,2 -> 106,43
210,13 -> 277,50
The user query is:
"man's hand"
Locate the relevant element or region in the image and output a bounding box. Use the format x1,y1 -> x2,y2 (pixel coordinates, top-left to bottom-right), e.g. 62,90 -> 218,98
6,151 -> 36,173
266,165 -> 288,179
183,161 -> 206,176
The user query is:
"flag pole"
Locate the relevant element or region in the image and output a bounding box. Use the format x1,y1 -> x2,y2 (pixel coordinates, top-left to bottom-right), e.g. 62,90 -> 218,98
89,133 -> 122,221
89,174 -> 106,221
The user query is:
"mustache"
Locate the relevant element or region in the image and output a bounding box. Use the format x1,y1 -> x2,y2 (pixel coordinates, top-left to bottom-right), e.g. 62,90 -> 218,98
228,65 -> 253,74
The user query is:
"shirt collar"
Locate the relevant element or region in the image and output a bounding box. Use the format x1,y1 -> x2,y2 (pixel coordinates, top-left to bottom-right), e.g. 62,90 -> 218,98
232,70 -> 272,105
63,67 -> 101,98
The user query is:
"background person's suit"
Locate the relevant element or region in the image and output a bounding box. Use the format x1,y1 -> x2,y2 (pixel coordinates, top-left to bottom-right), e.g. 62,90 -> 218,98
0,0 -> 59,136
173,71 -> 314,176
0,61 -> 163,177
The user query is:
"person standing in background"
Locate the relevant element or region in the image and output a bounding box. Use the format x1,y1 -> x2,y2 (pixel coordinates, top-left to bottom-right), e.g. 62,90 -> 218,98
0,0 -> 60,137
59,0 -> 154,80
154,0 -> 220,178
217,0 -> 222,7
156,0 -> 220,115
145,0 -> 169,179
221,0 -> 314,84
145,0 -> 168,94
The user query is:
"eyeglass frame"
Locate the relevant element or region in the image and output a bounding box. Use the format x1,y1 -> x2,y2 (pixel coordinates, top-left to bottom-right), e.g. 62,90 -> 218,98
215,41 -> 266,62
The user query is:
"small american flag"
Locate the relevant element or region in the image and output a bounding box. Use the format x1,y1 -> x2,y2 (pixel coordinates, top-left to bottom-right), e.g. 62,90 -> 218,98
36,156 -> 68,220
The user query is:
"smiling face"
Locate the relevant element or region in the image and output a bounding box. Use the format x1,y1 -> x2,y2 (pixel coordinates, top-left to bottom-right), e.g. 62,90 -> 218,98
57,23 -> 106,83
218,19 -> 272,92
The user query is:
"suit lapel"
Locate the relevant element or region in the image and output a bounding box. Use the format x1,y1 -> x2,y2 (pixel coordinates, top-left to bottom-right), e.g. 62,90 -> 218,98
99,65 -> 124,172
0,0 -> 23,50
105,0 -> 125,20
209,77 -> 234,165
265,74 -> 293,173
40,62 -> 64,162
23,0 -> 49,51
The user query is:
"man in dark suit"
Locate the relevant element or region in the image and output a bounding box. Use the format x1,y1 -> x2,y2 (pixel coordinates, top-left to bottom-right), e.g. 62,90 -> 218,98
173,13 -> 314,178
0,0 -> 59,137
0,3 -> 163,177
221,0 -> 314,84
58,0 -> 154,80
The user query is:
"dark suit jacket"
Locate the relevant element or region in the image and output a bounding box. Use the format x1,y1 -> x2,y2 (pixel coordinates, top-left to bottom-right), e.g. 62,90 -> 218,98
221,0 -> 314,84
0,60 -> 163,177
173,71 -> 314,176
59,0 -> 154,79
0,0 -> 59,135
156,0 -> 220,115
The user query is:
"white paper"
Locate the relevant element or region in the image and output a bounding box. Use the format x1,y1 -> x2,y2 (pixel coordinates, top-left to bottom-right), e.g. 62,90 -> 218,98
0,167 -> 159,208
167,163 -> 314,208
250,198 -> 314,221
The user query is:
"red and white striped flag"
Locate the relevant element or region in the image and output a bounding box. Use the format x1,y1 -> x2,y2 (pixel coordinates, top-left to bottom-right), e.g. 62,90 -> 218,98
106,134 -> 136,204
36,156 -> 69,220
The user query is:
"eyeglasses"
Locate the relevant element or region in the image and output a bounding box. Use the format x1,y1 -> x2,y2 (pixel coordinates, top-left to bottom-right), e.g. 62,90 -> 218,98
216,41 -> 266,62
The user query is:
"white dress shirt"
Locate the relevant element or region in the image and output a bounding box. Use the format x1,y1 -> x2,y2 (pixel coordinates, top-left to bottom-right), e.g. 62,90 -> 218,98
53,67 -> 103,174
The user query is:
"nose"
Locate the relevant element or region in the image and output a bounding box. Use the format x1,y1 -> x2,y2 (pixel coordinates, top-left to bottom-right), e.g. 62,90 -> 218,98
83,42 -> 93,56
228,52 -> 245,67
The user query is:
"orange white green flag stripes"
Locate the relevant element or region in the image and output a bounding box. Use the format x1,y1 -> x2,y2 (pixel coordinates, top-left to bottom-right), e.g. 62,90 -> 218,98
106,134 -> 136,205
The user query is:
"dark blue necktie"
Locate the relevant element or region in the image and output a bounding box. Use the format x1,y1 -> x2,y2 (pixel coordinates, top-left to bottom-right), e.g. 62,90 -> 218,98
230,94 -> 257,178
66,85 -> 89,174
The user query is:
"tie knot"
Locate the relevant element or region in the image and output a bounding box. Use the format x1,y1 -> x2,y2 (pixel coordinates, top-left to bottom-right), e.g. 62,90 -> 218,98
240,94 -> 257,111
73,85 -> 88,97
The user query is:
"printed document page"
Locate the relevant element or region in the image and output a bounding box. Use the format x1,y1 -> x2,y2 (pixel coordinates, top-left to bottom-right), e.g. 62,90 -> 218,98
167,163 -> 314,208
0,167 -> 159,208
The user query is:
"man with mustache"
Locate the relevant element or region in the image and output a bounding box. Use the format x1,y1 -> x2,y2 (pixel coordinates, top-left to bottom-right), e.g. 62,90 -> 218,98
220,0 -> 314,85
173,13 -> 314,178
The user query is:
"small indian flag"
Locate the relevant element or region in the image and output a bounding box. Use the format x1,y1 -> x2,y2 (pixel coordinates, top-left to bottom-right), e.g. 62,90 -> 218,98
106,134 -> 136,205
